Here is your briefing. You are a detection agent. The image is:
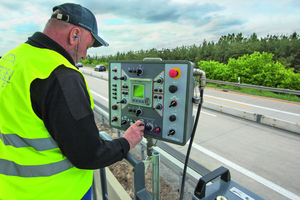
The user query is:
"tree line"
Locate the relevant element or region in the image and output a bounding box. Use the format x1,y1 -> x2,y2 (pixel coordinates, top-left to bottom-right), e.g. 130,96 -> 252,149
82,32 -> 300,73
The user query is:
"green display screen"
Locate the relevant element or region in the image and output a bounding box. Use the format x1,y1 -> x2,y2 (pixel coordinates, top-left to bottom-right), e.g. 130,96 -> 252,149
133,84 -> 144,98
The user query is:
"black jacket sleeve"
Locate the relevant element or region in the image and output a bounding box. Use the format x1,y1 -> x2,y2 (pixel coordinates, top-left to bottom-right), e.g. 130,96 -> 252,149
30,66 -> 130,169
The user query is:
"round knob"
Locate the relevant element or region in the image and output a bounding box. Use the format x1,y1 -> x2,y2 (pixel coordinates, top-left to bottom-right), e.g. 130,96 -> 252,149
169,115 -> 176,122
169,85 -> 178,93
155,104 -> 163,110
169,69 -> 178,78
169,100 -> 177,107
121,120 -> 128,125
112,68 -> 117,72
136,109 -> 142,117
111,116 -> 118,122
113,76 -> 118,80
145,123 -> 154,131
168,129 -> 175,136
112,104 -> 118,110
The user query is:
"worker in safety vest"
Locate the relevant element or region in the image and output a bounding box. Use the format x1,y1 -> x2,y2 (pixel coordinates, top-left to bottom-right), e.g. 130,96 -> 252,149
0,3 -> 144,200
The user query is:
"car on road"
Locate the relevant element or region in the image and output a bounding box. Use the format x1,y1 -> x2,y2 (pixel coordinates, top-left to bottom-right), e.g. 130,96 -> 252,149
94,65 -> 106,71
75,62 -> 83,68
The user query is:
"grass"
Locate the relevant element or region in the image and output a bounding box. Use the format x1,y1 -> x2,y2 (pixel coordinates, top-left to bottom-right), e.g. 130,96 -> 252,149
206,83 -> 300,103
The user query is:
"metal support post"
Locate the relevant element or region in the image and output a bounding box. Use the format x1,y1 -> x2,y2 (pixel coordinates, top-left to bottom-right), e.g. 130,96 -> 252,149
140,143 -> 146,160
100,168 -> 109,200
147,138 -> 154,157
101,114 -> 105,124
152,151 -> 160,200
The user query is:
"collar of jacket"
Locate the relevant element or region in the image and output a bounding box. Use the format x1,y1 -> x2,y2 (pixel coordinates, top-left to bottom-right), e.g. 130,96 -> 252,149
25,32 -> 75,66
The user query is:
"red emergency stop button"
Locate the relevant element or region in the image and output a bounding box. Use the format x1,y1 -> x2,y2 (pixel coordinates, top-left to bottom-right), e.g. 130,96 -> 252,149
169,69 -> 178,78
155,127 -> 161,133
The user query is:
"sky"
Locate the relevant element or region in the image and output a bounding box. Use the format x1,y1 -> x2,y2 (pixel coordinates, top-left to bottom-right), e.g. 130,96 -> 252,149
0,0 -> 299,57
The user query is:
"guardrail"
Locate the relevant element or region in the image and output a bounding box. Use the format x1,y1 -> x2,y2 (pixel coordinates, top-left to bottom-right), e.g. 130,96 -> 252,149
206,79 -> 300,96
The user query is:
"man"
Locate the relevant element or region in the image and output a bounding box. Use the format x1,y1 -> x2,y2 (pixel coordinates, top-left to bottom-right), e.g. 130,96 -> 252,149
0,3 -> 144,200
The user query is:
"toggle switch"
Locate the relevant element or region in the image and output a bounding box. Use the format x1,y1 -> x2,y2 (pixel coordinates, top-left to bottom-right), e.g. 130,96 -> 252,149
117,99 -> 127,104
111,116 -> 118,122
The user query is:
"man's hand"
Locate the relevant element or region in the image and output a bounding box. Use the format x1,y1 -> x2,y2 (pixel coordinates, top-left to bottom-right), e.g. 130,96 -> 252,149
122,120 -> 144,149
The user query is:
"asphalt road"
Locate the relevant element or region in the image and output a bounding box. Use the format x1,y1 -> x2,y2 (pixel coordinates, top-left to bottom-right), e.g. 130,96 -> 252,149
81,67 -> 300,200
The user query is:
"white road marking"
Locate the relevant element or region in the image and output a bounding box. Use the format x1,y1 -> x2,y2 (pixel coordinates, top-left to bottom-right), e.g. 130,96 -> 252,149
193,109 -> 217,117
90,90 -> 108,102
192,143 -> 300,200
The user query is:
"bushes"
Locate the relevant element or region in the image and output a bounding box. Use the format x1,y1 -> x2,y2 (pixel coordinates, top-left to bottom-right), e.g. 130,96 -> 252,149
198,52 -> 300,90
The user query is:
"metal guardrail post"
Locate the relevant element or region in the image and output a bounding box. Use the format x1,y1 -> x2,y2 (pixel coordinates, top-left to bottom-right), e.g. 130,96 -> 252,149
152,151 -> 160,200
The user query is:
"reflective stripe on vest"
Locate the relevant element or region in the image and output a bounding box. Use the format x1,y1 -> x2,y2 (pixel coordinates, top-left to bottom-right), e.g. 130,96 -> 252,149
0,158 -> 73,177
0,133 -> 58,151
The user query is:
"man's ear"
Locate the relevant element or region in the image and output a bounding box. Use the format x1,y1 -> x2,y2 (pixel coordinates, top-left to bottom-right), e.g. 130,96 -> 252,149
69,27 -> 81,44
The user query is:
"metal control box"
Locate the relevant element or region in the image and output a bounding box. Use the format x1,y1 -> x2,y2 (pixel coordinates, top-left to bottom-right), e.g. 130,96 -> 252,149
109,60 -> 195,145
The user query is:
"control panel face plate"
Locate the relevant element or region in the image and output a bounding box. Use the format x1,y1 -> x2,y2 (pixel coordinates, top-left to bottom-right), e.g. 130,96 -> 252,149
109,60 -> 194,145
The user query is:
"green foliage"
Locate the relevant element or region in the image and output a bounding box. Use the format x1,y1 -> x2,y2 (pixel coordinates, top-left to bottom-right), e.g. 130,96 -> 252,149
198,52 -> 300,90
86,32 -> 300,73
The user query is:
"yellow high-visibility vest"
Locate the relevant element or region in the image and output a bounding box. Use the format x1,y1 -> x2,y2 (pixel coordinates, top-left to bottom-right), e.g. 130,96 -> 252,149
0,43 -> 94,200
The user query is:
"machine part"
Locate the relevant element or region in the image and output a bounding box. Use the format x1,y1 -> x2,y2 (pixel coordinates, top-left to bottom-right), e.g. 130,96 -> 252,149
109,60 -> 195,145
216,196 -> 227,200
192,96 -> 201,104
192,166 -> 263,200
147,138 -> 154,157
193,69 -> 206,89
152,151 -> 160,200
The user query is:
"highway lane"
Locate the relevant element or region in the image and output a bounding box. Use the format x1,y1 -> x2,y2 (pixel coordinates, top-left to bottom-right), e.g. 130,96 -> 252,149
82,69 -> 300,200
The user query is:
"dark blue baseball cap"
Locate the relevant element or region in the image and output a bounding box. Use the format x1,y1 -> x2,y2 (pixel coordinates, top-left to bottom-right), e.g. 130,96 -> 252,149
51,3 -> 109,47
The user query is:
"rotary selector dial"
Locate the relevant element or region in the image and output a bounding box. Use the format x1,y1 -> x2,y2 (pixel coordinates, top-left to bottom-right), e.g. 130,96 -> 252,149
136,109 -> 142,117
168,129 -> 175,136
155,104 -> 163,110
137,68 -> 143,76
169,100 -> 177,107
145,123 -> 154,131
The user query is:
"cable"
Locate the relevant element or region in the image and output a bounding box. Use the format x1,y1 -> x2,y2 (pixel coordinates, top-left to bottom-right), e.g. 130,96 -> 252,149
179,88 -> 204,200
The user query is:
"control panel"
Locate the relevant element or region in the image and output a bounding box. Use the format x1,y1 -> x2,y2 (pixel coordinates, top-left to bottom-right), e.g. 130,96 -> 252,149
109,59 -> 195,145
